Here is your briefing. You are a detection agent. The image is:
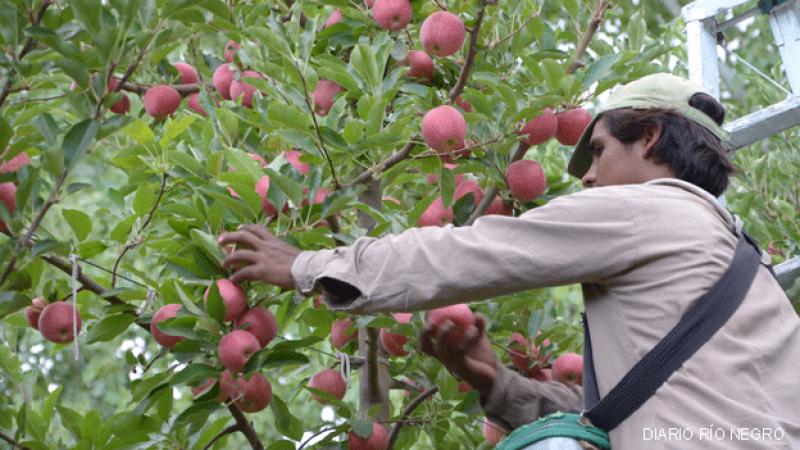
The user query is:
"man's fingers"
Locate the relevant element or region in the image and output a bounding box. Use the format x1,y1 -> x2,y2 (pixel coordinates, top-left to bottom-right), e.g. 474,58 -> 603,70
473,314 -> 486,336
419,327 -> 436,356
218,230 -> 261,250
228,266 -> 261,284
432,320 -> 454,345
239,224 -> 273,241
221,249 -> 261,270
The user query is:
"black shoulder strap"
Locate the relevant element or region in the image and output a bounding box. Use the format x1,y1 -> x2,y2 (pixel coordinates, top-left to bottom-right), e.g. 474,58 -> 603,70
582,232 -> 763,431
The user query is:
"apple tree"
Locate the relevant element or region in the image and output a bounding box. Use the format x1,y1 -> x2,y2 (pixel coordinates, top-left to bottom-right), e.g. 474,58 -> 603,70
0,0 -> 797,449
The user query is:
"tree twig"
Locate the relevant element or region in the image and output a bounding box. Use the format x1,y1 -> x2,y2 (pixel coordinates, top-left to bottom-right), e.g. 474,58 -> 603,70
449,0 -> 488,103
566,0 -> 612,75
487,12 -> 541,51
227,404 -> 264,450
0,430 -> 30,450
201,424 -> 240,450
0,0 -> 54,109
295,64 -> 341,189
112,172 -> 168,288
39,255 -> 128,306
297,426 -> 338,450
387,386 -> 439,449
344,141 -> 416,188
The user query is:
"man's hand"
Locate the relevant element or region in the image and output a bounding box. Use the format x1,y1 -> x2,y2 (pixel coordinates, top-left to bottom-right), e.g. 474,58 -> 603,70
420,313 -> 498,397
217,224 -> 302,289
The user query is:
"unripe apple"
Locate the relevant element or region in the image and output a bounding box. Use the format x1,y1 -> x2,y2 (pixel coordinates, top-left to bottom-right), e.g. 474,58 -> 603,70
372,0 -> 412,31
0,148 -> 31,174
212,63 -> 235,100
283,149 -> 310,175
348,422 -> 389,450
219,329 -> 261,373
313,79 -> 343,116
187,93 -> 207,116
505,160 -> 546,203
421,105 -> 467,152
225,371 -> 272,412
0,182 -> 17,232
150,303 -> 184,349
330,318 -> 356,349
555,108 -> 593,146
420,11 -> 465,57
484,196 -> 513,216
405,50 -> 434,80
173,62 -> 199,85
483,418 -> 507,445
308,368 -> 347,404
455,95 -> 472,113
143,85 -> 181,120
379,328 -> 408,356
425,304 -> 475,347
205,279 -> 247,322
106,78 -> 131,115
454,179 -> 483,206
38,302 -> 82,344
417,197 -> 453,227
507,332 -> 532,371
229,70 -> 263,108
519,108 -> 557,145
324,9 -> 343,28
224,40 -> 240,63
552,352 -> 583,385
25,297 -> 46,330
234,307 -> 278,348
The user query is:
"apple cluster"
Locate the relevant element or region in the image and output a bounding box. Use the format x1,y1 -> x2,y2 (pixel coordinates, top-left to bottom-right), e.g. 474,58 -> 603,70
505,331 -> 584,385
24,298 -> 83,344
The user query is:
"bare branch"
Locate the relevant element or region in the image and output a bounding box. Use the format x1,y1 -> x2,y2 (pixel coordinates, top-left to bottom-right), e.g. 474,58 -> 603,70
387,386 -> 440,449
40,255 -> 126,306
227,404 -> 264,450
201,424 -> 240,450
449,1 -> 489,103
566,0 -> 612,75
344,141 -> 416,188
0,430 -> 30,450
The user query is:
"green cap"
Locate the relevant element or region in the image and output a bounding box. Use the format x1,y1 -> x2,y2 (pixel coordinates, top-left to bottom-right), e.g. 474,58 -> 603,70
567,73 -> 730,178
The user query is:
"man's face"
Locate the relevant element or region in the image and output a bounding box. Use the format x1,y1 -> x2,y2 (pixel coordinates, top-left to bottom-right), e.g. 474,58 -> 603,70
580,118 -> 649,189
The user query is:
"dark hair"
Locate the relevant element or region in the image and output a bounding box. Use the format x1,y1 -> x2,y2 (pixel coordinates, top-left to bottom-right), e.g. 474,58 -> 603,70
599,93 -> 739,197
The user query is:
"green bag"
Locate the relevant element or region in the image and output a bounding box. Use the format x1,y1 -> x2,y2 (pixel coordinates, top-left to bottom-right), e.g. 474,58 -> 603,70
494,412 -> 610,450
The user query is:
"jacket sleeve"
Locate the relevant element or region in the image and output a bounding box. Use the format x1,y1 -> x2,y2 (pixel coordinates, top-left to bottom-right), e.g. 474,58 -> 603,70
291,187 -> 639,314
481,363 -> 584,431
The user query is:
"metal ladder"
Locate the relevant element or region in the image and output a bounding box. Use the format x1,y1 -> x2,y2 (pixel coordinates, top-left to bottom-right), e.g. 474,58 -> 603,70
683,0 -> 800,293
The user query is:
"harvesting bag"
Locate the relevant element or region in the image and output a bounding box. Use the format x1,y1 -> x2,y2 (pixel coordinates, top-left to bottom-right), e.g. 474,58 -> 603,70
496,230 -> 767,450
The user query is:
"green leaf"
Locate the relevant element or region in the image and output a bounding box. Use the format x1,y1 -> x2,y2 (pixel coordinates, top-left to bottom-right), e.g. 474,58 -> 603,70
169,364 -> 218,386
0,116 -> 13,151
351,418 -> 374,438
85,313 -> 136,344
110,215 -> 137,243
270,336 -> 322,351
270,395 -> 304,440
260,350 -> 309,369
124,119 -> 155,145
133,182 -> 157,216
264,168 -> 304,207
56,58 -> 90,88
204,281 -> 225,323
62,209 -> 92,242
189,228 -> 225,269
159,116 -> 197,148
225,147 -> 262,181
42,386 -> 62,434
0,346 -> 22,383
581,53 -> 622,88
78,240 -> 108,258
62,119 -> 99,169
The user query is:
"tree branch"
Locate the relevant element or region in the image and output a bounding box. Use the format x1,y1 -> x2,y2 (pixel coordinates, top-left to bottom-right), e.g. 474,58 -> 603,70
487,12 -> 541,51
344,141 -> 416,188
0,0 -> 53,110
40,255 -> 127,306
449,0 -> 488,103
0,430 -> 29,450
295,65 -> 341,189
226,404 -> 264,450
387,386 -> 439,449
566,0 -> 612,75
297,426 -> 337,450
201,424 -> 240,450
112,172 -> 168,288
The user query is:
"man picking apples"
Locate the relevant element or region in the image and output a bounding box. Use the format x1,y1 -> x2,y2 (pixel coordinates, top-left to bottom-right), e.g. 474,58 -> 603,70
218,74 -> 800,449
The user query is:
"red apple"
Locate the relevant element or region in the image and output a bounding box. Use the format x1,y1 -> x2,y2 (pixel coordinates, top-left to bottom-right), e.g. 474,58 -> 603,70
255,175 -> 285,217
331,318 -> 357,349
224,40 -> 240,64
150,303 -> 184,349
555,108 -> 593,146
505,160 -> 546,203
313,79 -> 343,116
425,304 -> 475,347
420,11 -> 465,57
458,381 -> 472,392
0,148 -> 31,174
379,328 -> 408,356
421,105 -> 466,152
372,0 -> 412,31
405,50 -> 434,80
324,9 -> 343,28
454,179 -> 483,206
186,93 -> 207,116
225,371 -> 272,412
483,418 -> 507,445
107,78 -> 131,115
218,329 -> 261,373
552,352 -> 583,385
283,149 -> 310,175
205,279 -> 247,322
348,422 -> 389,450
173,62 -> 199,85
213,63 -> 235,100
417,197 -> 453,227
308,368 -> 347,404
0,182 -> 16,232
38,302 -> 82,344
143,85 -> 181,120
519,108 -> 557,145
455,96 -> 472,113
234,307 -> 278,348
484,196 -> 513,216
229,70 -> 263,108
25,297 -> 46,330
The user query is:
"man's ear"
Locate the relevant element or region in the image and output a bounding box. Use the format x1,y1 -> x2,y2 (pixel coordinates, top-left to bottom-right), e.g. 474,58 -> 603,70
641,123 -> 663,160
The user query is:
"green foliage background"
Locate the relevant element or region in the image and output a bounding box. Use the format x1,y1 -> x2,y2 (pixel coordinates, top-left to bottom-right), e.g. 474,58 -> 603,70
0,0 -> 797,449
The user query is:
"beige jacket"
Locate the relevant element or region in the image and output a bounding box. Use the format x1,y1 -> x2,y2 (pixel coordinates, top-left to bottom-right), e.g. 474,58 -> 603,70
292,178 -> 800,449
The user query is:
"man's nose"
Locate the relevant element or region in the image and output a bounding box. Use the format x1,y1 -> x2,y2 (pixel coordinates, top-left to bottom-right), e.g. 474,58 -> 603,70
582,168 -> 596,188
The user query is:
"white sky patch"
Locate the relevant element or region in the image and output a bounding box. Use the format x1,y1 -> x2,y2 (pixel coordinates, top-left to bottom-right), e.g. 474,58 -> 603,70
320,406 -> 335,422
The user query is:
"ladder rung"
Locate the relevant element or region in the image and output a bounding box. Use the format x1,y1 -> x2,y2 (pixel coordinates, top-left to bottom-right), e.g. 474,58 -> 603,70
724,95 -> 800,150
775,256 -> 800,290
